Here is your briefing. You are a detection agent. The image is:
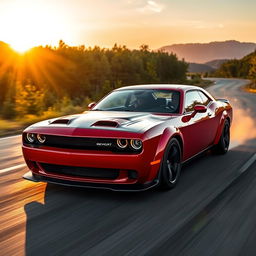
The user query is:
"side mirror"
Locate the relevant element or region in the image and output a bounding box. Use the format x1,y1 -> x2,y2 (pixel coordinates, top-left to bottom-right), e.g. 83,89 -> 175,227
194,104 -> 207,113
182,104 -> 208,123
88,102 -> 96,110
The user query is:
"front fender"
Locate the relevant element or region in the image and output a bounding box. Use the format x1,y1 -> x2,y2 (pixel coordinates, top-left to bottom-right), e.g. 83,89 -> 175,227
153,127 -> 184,167
145,126 -> 184,182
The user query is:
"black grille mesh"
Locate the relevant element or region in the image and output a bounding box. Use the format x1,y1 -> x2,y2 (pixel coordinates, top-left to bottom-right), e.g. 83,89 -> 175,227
36,135 -> 116,151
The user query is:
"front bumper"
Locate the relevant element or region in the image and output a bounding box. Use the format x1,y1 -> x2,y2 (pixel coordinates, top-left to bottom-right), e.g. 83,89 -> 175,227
22,141 -> 161,190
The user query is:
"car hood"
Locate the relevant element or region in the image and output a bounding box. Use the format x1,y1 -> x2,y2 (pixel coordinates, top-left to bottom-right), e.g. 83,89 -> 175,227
30,111 -> 178,133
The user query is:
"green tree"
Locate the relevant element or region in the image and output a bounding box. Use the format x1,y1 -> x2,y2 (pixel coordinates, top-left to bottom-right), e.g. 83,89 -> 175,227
15,83 -> 45,115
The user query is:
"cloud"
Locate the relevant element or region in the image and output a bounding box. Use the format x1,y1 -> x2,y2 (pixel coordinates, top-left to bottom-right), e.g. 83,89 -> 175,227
137,1 -> 164,13
173,20 -> 224,30
193,21 -> 225,29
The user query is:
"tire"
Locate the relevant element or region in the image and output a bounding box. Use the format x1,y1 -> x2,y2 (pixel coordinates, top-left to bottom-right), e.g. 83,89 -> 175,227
159,138 -> 182,190
214,119 -> 230,154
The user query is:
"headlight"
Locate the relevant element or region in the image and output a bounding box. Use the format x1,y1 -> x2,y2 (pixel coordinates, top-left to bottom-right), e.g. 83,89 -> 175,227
130,139 -> 143,150
37,134 -> 46,143
26,133 -> 35,143
116,139 -> 128,149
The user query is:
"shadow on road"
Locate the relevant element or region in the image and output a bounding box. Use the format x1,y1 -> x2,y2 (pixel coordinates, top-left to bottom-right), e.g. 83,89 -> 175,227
24,181 -> 157,255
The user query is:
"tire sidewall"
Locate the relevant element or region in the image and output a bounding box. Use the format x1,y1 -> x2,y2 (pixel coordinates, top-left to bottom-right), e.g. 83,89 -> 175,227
160,138 -> 182,189
219,119 -> 230,154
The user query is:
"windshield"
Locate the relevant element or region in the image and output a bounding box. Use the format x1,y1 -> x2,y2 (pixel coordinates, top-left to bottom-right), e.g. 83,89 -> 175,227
92,89 -> 180,113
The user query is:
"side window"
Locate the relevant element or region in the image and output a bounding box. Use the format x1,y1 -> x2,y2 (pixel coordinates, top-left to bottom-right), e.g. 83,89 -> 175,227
198,91 -> 211,106
184,91 -> 203,112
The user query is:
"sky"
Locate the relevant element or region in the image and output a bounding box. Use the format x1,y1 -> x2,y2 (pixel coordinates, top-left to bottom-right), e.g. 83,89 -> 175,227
0,0 -> 255,52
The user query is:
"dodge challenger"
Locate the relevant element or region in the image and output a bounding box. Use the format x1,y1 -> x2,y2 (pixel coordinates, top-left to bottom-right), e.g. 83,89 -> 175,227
22,84 -> 232,191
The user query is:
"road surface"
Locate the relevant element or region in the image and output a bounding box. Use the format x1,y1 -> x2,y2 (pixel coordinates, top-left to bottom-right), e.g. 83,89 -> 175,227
0,78 -> 256,256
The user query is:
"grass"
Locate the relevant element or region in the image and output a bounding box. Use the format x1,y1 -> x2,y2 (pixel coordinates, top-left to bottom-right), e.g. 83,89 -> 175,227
244,81 -> 256,93
187,78 -> 214,88
0,105 -> 86,137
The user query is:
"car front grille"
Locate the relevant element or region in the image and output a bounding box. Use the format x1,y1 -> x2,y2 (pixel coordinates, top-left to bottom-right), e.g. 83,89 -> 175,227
39,163 -> 120,180
43,135 -> 116,151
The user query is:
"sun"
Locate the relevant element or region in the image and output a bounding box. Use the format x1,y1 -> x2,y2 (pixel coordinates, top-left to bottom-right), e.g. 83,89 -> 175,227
0,0 -> 72,53
11,41 -> 34,54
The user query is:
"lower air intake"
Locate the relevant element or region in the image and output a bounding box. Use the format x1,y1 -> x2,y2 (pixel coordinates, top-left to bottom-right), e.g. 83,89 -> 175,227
39,163 -> 120,180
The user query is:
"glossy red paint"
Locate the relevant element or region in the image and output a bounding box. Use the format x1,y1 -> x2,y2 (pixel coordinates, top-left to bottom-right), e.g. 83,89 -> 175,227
22,84 -> 232,191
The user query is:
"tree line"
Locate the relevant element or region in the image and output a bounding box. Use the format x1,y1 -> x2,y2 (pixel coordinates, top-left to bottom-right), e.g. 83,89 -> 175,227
214,50 -> 256,85
0,41 -> 188,120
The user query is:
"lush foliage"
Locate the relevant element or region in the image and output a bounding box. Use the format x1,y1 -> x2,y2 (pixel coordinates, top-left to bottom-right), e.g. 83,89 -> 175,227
0,41 -> 188,121
214,50 -> 256,89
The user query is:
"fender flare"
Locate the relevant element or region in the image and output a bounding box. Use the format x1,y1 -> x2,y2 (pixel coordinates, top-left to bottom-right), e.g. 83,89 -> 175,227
213,110 -> 230,145
153,127 -> 184,165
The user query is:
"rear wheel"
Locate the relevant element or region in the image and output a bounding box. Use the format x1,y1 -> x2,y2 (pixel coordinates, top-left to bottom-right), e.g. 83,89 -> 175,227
160,138 -> 182,190
214,119 -> 230,154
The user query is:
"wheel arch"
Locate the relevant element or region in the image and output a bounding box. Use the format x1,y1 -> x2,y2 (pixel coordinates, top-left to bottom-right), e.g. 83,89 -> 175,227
172,134 -> 183,157
213,110 -> 231,145
153,127 -> 184,165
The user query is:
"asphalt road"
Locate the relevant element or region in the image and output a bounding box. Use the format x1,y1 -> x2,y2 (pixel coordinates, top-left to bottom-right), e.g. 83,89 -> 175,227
0,78 -> 256,256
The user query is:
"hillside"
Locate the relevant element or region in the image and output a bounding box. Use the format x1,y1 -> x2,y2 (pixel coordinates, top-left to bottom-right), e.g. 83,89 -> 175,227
215,50 -> 256,79
159,40 -> 256,63
204,59 -> 229,69
188,63 -> 214,73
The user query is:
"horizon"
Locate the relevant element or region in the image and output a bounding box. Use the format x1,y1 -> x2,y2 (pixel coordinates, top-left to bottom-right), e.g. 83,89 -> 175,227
1,0 -> 256,52
1,39 -> 255,54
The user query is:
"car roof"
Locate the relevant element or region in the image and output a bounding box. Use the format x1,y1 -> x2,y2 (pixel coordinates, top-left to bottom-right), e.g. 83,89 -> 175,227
115,84 -> 201,92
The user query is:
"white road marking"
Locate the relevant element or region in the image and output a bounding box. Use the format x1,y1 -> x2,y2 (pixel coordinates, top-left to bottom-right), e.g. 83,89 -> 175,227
0,163 -> 26,174
239,153 -> 256,173
0,135 -> 21,141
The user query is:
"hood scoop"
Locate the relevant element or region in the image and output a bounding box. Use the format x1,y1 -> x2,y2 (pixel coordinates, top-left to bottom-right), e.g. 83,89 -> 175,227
92,120 -> 119,127
50,118 -> 73,125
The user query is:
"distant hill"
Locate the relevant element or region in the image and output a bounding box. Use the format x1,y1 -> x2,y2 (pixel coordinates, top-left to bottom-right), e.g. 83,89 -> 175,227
159,40 -> 256,63
204,59 -> 229,69
215,50 -> 256,78
188,59 -> 229,73
188,63 -> 215,73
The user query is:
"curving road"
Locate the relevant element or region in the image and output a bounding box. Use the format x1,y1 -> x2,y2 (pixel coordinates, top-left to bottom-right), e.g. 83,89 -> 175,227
0,78 -> 256,256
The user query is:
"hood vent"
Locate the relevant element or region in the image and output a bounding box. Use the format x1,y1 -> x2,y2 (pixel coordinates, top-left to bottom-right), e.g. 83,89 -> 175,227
50,119 -> 72,125
92,120 -> 119,127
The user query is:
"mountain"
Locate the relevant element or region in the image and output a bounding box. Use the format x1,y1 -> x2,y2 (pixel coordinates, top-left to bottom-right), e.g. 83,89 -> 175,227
204,59 -> 229,69
188,63 -> 215,73
188,59 -> 229,73
159,40 -> 256,63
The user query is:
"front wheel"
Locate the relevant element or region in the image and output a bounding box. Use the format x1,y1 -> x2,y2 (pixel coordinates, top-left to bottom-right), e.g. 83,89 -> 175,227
159,138 -> 182,190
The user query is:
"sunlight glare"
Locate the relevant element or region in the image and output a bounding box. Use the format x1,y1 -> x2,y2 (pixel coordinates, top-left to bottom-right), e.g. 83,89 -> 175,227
0,0 -> 72,53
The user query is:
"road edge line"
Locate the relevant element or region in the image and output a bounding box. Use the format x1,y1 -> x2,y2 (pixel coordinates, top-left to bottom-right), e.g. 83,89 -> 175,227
0,163 -> 26,174
0,135 -> 21,141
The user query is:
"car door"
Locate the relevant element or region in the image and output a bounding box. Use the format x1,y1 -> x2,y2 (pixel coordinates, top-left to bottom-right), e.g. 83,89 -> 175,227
197,90 -> 219,145
180,90 -> 212,160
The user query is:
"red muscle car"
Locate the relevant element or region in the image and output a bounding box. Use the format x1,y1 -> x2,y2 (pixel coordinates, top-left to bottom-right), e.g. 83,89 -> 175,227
22,84 -> 232,191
